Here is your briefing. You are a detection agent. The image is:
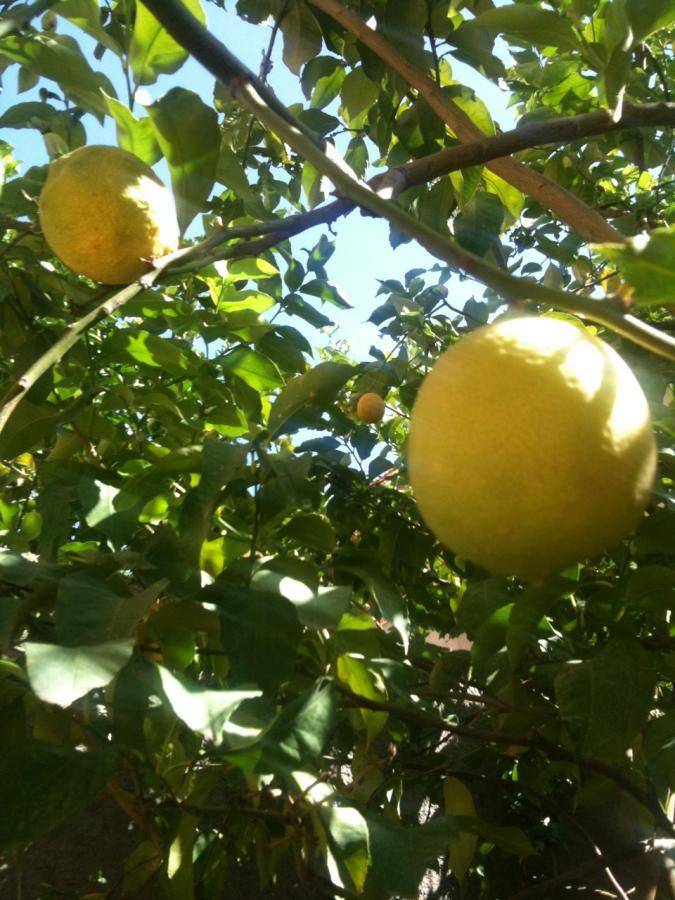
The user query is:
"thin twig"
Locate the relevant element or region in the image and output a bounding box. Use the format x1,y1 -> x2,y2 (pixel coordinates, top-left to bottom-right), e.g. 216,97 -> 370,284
241,0 -> 292,168
508,843 -> 656,899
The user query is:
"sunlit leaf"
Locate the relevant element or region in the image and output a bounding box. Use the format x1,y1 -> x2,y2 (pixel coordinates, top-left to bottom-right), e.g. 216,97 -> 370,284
102,91 -> 161,165
129,0 -> 206,85
25,640 -> 133,707
147,87 -> 219,233
158,666 -> 260,744
221,346 -> 283,391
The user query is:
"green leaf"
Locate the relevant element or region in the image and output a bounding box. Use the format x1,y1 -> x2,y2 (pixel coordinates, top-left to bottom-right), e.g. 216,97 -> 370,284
221,346 -> 283,391
102,91 -> 161,165
179,439 -> 248,569
626,0 -> 675,40
596,228 -> 675,306
340,67 -> 378,128
444,778 -> 478,884
452,96 -> 495,137
105,328 -> 199,374
259,326 -> 309,374
0,551 -> 55,586
77,477 -> 137,547
302,278 -> 351,308
0,596 -> 23,652
0,742 -> 115,850
200,535 -> 249,577
624,566 -> 675,611
55,573 -> 167,646
0,33 -> 116,119
555,638 -> 657,756
215,589 -> 301,691
210,285 -> 277,314
285,293 -> 334,328
471,603 -> 513,681
483,170 -> 525,220
216,143 -> 269,218
367,814 -> 458,898
307,57 -> 346,110
338,558 -> 409,653
268,361 -> 353,436
316,797 -> 370,892
456,577 -> 509,636
281,512 -> 337,553
345,135 -> 368,178
507,580 -> 567,671
255,683 -> 336,773
57,0 -> 122,55
25,639 -> 134,707
337,654 -> 388,746
453,816 -> 537,860
129,0 -> 206,85
472,5 -> 579,52
147,87 -> 220,233
279,0 -> 322,75
0,100 -> 58,130
158,666 -> 260,745
226,257 -> 279,280
251,560 -> 350,629
454,192 -> 504,256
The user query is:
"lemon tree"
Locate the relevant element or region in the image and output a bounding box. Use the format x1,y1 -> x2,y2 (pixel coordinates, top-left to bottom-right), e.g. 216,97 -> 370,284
0,1 -> 674,898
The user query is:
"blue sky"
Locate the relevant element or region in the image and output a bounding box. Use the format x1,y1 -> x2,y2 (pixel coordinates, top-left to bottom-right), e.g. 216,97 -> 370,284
1,3 -> 516,360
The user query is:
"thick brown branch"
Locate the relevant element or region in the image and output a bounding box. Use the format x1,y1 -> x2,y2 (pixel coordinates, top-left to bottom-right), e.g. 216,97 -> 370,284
398,101 -> 675,192
307,0 -> 623,243
193,100 -> 675,253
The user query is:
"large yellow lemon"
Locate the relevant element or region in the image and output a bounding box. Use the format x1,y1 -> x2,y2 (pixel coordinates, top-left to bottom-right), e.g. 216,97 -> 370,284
408,316 -> 657,581
39,145 -> 179,284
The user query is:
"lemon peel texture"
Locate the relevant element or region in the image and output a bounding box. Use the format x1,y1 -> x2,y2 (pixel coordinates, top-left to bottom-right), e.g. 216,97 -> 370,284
408,316 -> 657,580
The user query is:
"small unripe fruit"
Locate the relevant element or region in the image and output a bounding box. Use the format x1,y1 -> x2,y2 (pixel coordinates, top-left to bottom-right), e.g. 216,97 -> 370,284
356,392 -> 385,424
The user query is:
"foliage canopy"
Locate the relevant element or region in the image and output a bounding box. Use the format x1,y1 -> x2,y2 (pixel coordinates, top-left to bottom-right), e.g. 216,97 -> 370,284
0,0 -> 674,897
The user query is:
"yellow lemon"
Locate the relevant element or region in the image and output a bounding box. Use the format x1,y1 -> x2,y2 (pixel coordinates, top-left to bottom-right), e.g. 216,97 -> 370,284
408,316 -> 657,581
357,392 -> 386,424
39,145 -> 179,284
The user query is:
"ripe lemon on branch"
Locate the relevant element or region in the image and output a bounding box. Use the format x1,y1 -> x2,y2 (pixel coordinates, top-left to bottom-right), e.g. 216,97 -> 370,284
408,316 -> 657,581
39,145 -> 179,284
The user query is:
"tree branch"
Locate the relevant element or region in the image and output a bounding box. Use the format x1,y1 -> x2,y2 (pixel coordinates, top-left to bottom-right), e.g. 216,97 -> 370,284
0,0 -> 57,38
3,2 -> 674,442
336,685 -> 674,835
0,246 -> 189,438
0,215 -> 38,233
508,843 -> 656,899
396,101 -> 675,193
137,0 -> 675,361
193,100 -> 675,248
307,0 -> 623,244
